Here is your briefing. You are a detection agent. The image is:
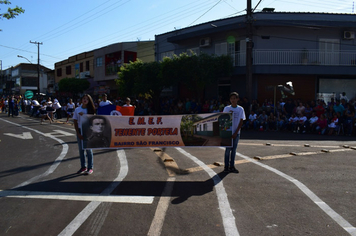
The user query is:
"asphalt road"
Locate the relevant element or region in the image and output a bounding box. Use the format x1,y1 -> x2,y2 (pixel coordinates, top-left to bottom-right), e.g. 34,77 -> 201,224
0,113 -> 355,236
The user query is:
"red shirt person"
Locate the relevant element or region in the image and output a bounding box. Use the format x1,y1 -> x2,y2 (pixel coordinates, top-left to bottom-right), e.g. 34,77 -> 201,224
314,101 -> 325,117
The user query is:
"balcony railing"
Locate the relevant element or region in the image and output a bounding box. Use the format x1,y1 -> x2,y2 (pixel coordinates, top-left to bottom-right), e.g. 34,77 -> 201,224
232,49 -> 356,66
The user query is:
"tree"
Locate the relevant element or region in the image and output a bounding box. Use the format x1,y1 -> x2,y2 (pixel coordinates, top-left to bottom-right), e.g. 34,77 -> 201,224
0,1 -> 24,30
58,78 -> 90,94
118,59 -> 171,112
178,53 -> 233,98
116,53 -> 233,113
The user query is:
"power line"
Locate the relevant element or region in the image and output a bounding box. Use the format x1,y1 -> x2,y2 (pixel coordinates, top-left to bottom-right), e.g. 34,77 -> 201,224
40,0 -> 131,42
34,0 -> 114,41
1,0 -> 217,68
52,1 -> 219,59
188,0 -> 223,26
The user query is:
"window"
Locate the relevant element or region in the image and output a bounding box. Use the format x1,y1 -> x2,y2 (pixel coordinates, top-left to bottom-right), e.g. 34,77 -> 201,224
96,57 -> 103,67
215,42 -> 227,56
86,60 -> 90,71
80,62 -> 83,72
66,65 -> 71,75
56,68 -> 62,77
319,39 -> 340,65
203,124 -> 207,131
160,51 -> 174,60
227,41 -> 240,66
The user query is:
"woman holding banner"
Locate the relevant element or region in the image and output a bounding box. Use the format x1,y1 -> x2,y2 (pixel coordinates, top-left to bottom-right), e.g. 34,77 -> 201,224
73,94 -> 96,175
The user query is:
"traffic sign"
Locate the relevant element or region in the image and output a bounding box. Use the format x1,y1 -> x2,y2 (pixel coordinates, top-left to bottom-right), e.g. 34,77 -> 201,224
24,90 -> 34,99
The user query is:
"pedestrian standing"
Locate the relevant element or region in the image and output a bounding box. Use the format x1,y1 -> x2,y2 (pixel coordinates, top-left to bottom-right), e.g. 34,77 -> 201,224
123,97 -> 133,107
66,98 -> 75,123
53,98 -> 62,119
8,96 -> 15,117
99,94 -> 112,107
223,92 -> 246,173
73,94 -> 96,175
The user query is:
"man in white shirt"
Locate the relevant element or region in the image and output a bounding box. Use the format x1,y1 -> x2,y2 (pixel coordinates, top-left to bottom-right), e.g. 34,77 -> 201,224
99,94 -> 112,107
305,112 -> 318,133
296,113 -> 307,133
223,92 -> 246,173
30,99 -> 40,117
246,110 -> 257,129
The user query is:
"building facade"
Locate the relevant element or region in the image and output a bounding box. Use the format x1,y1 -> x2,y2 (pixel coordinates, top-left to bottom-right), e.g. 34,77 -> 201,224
1,63 -> 51,95
155,12 -> 356,102
54,41 -> 154,98
55,51 -> 94,82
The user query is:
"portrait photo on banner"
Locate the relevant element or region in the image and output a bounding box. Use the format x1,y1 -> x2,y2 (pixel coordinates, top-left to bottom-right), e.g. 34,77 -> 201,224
81,115 -> 112,149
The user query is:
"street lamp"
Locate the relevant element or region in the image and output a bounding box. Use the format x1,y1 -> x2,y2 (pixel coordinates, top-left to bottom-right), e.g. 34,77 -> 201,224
17,55 -> 32,64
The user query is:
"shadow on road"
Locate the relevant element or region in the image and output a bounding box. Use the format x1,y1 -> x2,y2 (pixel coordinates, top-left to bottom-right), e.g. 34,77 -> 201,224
11,171 -> 232,204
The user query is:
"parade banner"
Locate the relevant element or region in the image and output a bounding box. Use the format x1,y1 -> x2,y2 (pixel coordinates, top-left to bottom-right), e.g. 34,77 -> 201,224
80,113 -> 233,149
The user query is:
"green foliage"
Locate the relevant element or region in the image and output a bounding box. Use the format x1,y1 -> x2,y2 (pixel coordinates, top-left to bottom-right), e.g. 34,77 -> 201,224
116,52 -> 233,111
180,115 -> 194,138
58,78 -> 90,94
0,1 -> 24,31
0,1 -> 24,19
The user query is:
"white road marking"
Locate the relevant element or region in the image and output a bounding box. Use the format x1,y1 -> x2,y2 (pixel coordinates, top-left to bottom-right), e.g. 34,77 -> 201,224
148,177 -> 175,236
233,150 -> 356,236
3,131 -> 33,139
58,149 -> 136,236
44,130 -> 75,137
0,190 -> 153,204
176,148 -> 240,236
0,118 -> 68,189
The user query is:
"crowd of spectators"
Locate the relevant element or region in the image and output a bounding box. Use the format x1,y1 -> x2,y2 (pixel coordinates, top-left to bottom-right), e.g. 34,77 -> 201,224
243,96 -> 355,136
130,94 -> 356,136
1,92 -> 355,136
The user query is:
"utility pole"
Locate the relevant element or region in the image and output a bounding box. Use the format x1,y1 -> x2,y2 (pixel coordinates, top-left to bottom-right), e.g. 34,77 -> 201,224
246,0 -> 253,99
30,41 -> 43,94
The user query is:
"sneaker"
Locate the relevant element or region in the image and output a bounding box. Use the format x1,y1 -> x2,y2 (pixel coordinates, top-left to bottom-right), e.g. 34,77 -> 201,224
86,169 -> 93,175
224,167 -> 229,173
77,167 -> 87,174
229,167 -> 239,173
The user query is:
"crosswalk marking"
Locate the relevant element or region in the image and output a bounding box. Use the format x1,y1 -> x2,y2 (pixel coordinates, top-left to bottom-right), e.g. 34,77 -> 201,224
0,190 -> 154,204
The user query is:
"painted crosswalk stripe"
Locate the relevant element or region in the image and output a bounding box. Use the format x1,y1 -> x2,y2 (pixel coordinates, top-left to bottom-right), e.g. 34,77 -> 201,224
0,190 -> 154,204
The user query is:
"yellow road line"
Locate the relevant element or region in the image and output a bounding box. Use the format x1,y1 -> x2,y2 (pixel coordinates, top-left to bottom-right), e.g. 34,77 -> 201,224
239,142 -> 349,149
153,146 -> 355,174
151,148 -> 181,177
257,148 -> 355,160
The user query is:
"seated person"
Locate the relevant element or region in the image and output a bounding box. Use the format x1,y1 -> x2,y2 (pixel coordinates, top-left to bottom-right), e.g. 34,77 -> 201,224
296,113 -> 307,133
246,110 -> 257,129
304,112 -> 318,133
286,113 -> 298,132
315,114 -> 328,135
257,111 -> 268,131
327,113 -> 339,135
267,112 -> 277,131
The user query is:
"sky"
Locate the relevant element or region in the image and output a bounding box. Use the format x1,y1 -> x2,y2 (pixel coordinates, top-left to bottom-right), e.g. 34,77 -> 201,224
1,0 -> 355,70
